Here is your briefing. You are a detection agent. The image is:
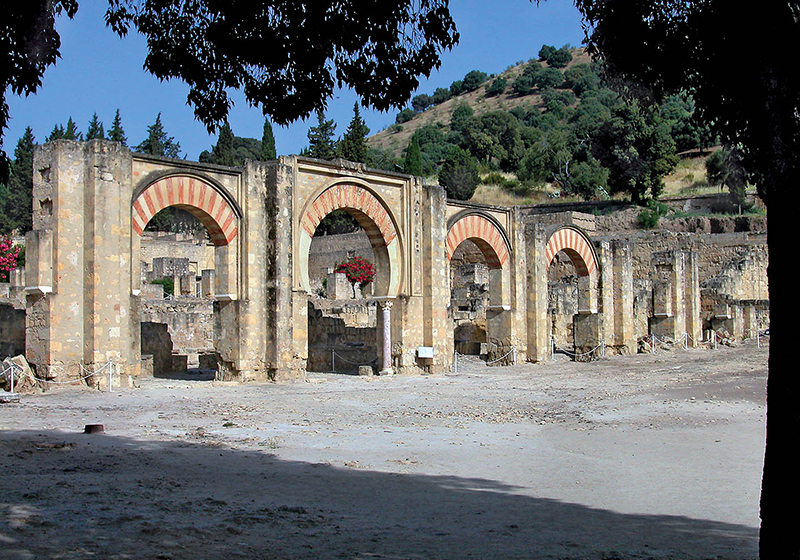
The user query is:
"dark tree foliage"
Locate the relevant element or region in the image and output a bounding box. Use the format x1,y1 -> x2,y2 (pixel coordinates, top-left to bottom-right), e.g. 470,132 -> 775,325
339,104 -> 370,163
403,134 -> 422,176
0,127 -> 35,234
108,109 -> 127,145
573,2 -> 800,556
431,87 -> 451,105
564,63 -> 601,97
209,121 -> 236,167
411,94 -> 433,112
395,108 -> 416,124
105,1 -> 459,132
2,1 -> 458,179
259,118 -> 277,160
306,110 -> 337,161
543,46 -> 573,69
198,134 -> 261,167
48,117 -> 82,142
485,76 -> 507,97
591,100 -> 677,203
0,1 -> 78,182
86,113 -> 105,140
438,146 -> 479,200
461,70 -> 488,91
706,146 -> 748,207
135,113 -> 181,158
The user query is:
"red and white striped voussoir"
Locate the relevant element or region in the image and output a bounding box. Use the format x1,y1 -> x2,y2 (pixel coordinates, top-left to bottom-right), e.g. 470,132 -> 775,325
301,184 -> 398,247
446,214 -> 509,269
132,176 -> 239,246
544,227 -> 596,276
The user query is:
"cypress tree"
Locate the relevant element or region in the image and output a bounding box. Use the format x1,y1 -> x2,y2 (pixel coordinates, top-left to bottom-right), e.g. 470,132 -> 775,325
403,134 -> 423,176
339,103 -> 370,163
211,122 -> 236,167
260,118 -> 277,160
0,127 -> 35,233
306,110 -> 337,161
108,109 -> 128,145
136,113 -> 181,158
63,117 -> 82,140
86,113 -> 105,140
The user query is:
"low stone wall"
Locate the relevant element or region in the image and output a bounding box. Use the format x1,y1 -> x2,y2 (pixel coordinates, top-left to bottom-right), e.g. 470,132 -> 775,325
307,301 -> 378,374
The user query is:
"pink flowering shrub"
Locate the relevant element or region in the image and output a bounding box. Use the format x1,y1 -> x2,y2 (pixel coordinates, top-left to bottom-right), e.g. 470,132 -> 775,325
0,235 -> 20,282
335,255 -> 376,298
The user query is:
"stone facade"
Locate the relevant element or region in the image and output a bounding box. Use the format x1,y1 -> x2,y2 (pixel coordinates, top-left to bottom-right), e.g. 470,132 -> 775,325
15,140 -> 769,386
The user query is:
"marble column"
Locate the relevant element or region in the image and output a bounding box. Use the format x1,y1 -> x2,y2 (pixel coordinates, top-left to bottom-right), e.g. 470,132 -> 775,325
379,299 -> 394,375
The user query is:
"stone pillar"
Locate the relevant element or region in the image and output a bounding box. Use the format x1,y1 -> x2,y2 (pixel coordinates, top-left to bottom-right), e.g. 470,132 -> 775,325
526,222 -> 550,362
683,251 -> 702,347
25,140 -> 137,386
420,183 -> 451,374
378,298 -> 394,375
508,207 -> 528,362
613,240 -> 635,353
598,240 -> 615,345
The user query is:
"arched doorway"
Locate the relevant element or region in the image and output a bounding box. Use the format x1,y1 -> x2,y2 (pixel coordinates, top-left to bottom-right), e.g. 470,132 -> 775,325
544,226 -> 599,360
446,213 -> 512,364
298,182 -> 402,375
131,174 -> 242,378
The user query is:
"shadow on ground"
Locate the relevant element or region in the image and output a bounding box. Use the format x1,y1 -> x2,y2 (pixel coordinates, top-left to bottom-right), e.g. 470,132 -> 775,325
0,430 -> 758,560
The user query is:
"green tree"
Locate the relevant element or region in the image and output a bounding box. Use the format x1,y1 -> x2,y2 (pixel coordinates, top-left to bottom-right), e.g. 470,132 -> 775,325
135,113 -> 181,158
46,124 -> 65,142
438,147 -> 480,201
260,118 -> 276,160
706,146 -> 748,207
86,113 -> 105,140
1,1 -> 458,182
63,117 -> 81,140
411,94 -> 433,113
462,70 -> 488,91
571,2 -> 800,547
431,87 -> 451,105
591,100 -> 678,203
338,104 -> 370,163
306,111 -> 337,161
395,108 -> 415,124
211,122 -> 236,167
403,134 -> 422,176
485,76 -> 507,97
108,109 -> 127,145
0,127 -> 35,234
544,46 -> 573,69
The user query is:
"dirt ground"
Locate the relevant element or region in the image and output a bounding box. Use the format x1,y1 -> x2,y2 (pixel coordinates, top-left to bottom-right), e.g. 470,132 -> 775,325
0,340 -> 767,560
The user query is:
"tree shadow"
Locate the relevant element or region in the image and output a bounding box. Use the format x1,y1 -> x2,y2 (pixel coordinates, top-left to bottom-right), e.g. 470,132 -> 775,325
0,430 -> 758,559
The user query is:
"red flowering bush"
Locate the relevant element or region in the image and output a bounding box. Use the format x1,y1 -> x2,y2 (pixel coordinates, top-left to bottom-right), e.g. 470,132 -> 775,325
0,234 -> 20,282
335,255 -> 376,298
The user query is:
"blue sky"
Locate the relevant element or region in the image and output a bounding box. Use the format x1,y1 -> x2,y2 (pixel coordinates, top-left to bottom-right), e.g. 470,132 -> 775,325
5,1 -> 586,160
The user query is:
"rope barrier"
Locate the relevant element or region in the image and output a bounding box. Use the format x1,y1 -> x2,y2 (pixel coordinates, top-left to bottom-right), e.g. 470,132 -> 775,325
13,360 -> 115,392
551,341 -> 606,360
453,346 -> 517,373
331,350 -> 378,372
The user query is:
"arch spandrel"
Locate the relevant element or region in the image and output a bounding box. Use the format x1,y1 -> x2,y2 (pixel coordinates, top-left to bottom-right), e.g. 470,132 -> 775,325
132,175 -> 240,246
545,226 -> 597,276
446,213 -> 510,269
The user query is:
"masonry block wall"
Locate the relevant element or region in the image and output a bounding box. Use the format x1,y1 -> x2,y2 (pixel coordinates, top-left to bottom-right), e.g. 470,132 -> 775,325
20,140 -> 768,384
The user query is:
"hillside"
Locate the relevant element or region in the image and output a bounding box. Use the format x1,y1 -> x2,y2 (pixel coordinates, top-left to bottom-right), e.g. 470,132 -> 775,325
366,47 -> 744,207
367,49 -> 593,158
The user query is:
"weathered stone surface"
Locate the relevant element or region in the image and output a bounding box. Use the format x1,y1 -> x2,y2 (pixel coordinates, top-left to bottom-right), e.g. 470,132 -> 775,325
16,140 -> 768,388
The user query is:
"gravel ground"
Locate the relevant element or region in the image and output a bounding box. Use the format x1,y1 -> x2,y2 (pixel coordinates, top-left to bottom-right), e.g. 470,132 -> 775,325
0,340 -> 767,559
